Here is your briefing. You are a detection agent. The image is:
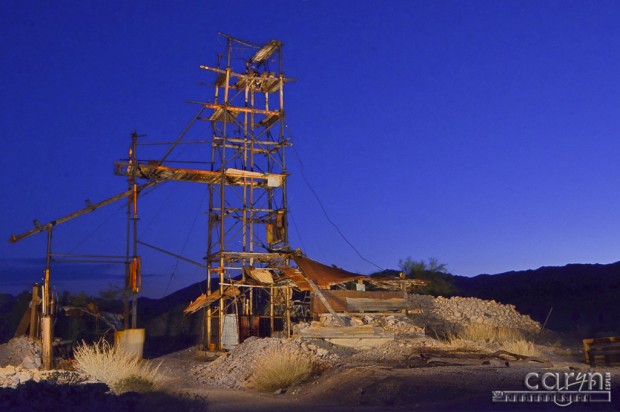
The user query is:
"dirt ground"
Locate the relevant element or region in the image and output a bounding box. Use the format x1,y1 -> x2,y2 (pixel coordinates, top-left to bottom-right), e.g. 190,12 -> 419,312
156,342 -> 620,412
1,335 -> 619,411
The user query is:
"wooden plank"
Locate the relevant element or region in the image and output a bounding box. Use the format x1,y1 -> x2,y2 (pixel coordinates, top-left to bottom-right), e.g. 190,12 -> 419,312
346,297 -> 408,312
311,290 -> 404,314
29,285 -> 40,339
15,308 -> 31,336
300,325 -> 393,339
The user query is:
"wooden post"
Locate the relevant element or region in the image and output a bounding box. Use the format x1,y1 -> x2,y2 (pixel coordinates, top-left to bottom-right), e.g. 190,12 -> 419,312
285,286 -> 291,338
269,286 -> 275,335
41,316 -> 53,370
29,284 -> 39,339
400,272 -> 407,315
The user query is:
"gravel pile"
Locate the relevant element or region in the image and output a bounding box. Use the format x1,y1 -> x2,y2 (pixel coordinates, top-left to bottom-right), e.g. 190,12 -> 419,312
0,336 -> 42,369
193,337 -> 341,389
408,294 -> 541,335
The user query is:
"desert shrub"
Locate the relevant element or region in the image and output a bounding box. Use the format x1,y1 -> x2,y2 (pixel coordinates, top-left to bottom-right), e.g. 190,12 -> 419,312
252,349 -> 313,392
73,339 -> 161,393
457,323 -> 524,344
500,339 -> 541,357
446,324 -> 539,356
443,336 -> 481,351
495,326 -> 524,343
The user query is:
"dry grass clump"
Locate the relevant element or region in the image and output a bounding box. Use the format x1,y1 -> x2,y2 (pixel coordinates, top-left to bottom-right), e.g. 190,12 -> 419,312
445,324 -> 540,356
252,349 -> 313,392
500,339 -> 541,357
73,339 -> 161,393
458,323 -> 524,344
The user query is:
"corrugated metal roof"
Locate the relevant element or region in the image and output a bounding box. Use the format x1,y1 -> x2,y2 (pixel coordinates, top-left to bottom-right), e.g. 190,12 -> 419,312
293,255 -> 363,289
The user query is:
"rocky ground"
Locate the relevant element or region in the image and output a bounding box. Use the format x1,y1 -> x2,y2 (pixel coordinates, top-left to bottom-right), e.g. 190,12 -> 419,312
1,296 -> 620,411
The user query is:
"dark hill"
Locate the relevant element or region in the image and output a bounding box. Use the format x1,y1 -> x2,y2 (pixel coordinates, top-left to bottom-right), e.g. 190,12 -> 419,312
452,262 -> 620,337
138,279 -> 213,319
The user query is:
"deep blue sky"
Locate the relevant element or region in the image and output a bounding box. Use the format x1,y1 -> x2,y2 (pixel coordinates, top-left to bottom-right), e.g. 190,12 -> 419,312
2,1 -> 620,298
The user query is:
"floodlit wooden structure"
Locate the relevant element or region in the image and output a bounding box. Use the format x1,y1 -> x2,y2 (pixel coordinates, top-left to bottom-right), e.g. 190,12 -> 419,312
114,34 -> 296,350
9,33 -> 430,360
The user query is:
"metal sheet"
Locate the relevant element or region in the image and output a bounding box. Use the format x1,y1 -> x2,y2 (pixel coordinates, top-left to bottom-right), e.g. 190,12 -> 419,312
222,314 -> 239,350
294,255 -> 363,289
280,266 -> 312,291
247,268 -> 274,284
183,286 -> 240,314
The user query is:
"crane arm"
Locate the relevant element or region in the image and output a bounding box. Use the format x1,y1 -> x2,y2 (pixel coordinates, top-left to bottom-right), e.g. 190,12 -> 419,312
9,181 -> 160,244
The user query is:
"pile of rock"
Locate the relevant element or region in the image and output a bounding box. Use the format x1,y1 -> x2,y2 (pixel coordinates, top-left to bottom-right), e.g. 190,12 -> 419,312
311,314 -> 424,337
361,315 -> 424,336
193,337 -> 340,389
0,336 -> 42,369
408,295 -> 541,335
0,336 -> 88,389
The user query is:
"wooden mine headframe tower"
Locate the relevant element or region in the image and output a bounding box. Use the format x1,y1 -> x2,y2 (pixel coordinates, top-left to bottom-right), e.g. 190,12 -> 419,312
202,34 -> 292,347
114,33 -> 294,349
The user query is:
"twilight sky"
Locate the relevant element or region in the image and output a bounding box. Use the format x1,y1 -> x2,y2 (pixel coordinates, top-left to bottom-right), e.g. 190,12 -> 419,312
2,1 -> 620,298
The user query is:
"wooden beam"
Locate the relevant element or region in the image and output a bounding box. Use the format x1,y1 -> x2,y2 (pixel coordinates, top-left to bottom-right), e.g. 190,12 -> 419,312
305,278 -> 346,326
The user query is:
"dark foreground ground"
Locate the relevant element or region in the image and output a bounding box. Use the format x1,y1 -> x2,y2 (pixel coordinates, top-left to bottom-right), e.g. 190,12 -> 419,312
1,347 -> 619,412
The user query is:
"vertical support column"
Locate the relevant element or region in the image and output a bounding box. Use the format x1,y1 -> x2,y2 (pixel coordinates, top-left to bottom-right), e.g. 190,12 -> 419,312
218,269 -> 225,351
124,172 -> 131,330
41,316 -> 52,370
206,274 -> 212,350
128,131 -> 141,329
42,228 -> 53,370
400,272 -> 407,315
269,286 -> 275,335
285,286 -> 291,338
216,44 -> 232,351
